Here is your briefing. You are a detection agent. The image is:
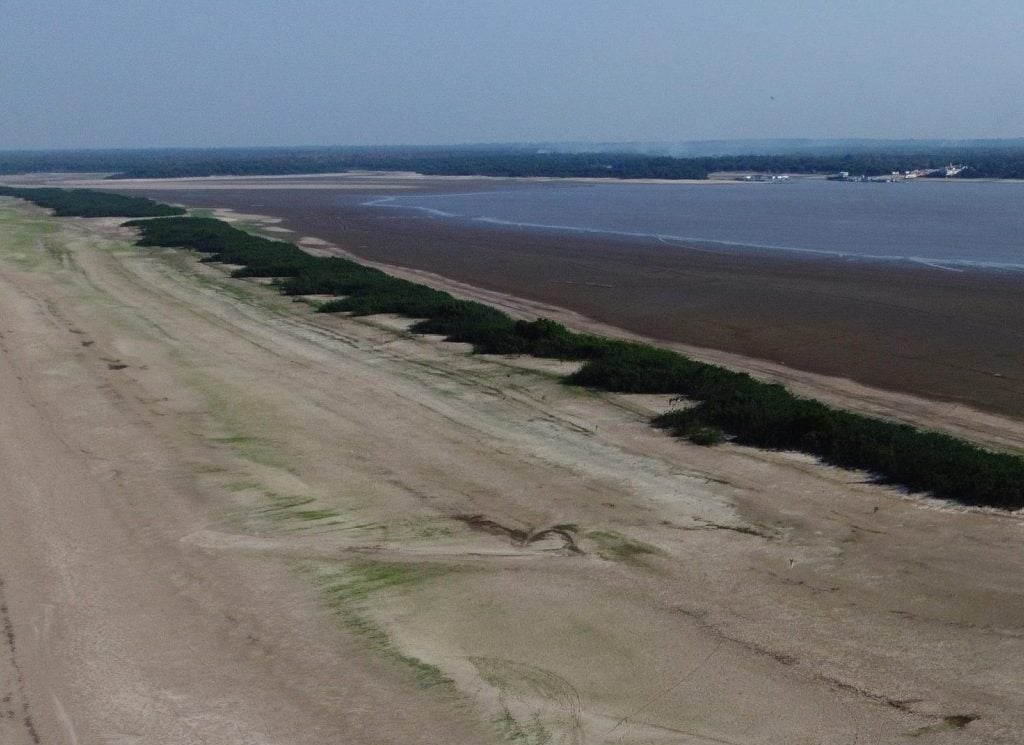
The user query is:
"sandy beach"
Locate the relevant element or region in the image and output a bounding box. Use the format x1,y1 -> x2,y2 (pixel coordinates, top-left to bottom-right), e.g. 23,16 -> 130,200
0,195 -> 1022,743
85,173 -> 1024,422
9,0 -> 1024,741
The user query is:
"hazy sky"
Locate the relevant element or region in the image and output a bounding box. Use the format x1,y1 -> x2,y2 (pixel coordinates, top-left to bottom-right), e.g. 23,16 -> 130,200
3,0 -> 1023,149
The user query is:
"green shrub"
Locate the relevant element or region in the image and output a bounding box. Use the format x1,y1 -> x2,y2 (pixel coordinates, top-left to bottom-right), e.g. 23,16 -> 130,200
0,186 -> 184,217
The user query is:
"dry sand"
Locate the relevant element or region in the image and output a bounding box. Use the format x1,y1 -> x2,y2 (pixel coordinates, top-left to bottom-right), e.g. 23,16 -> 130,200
0,199 -> 1022,744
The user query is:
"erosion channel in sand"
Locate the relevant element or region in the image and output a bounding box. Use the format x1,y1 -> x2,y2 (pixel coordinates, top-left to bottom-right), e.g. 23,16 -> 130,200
0,196 -> 1021,744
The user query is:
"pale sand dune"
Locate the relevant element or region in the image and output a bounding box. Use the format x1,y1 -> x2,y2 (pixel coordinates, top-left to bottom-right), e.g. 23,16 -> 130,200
0,200 -> 1021,743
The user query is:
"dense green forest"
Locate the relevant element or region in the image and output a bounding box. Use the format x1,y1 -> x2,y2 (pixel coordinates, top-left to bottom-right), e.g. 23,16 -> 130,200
0,186 -> 184,217
123,213 -> 1024,510
5,145 -> 1024,180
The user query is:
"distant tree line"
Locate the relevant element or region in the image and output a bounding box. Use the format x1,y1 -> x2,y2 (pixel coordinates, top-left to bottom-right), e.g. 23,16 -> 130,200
5,146 -> 1024,180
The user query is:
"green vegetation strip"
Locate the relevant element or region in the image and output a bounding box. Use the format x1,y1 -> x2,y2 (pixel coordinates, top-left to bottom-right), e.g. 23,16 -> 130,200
316,561 -> 452,689
0,186 -> 184,218
121,215 -> 1024,510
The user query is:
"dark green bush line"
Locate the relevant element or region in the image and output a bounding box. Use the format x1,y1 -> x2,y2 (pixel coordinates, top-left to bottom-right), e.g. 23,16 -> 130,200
124,215 -> 1024,510
653,395 -> 1024,509
0,186 -> 184,217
